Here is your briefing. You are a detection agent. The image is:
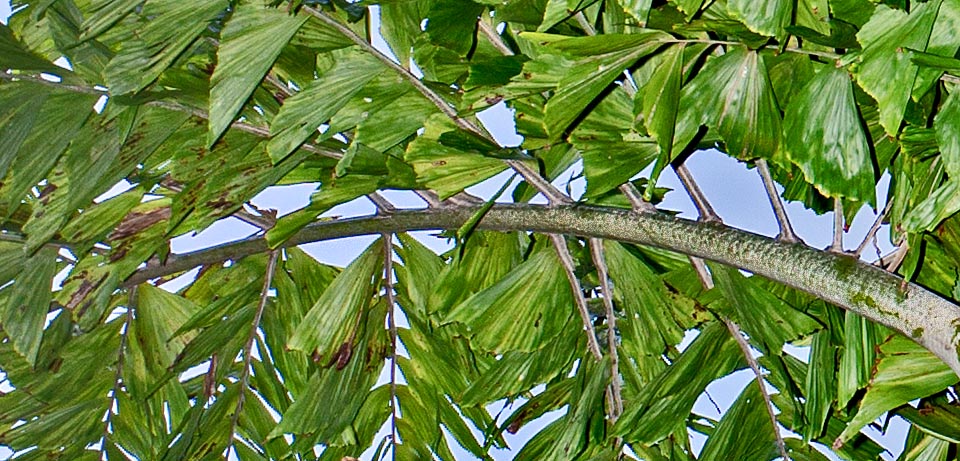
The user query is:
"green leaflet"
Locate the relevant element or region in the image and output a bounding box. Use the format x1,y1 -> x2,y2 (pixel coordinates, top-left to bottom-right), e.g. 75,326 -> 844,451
78,0 -> 142,41
853,1 -> 941,137
641,44 -> 684,179
903,179 -> 960,232
837,311 -> 877,408
803,330 -> 838,442
207,4 -> 308,146
621,0 -> 653,24
897,397 -> 960,444
424,0 -> 484,56
405,134 -> 508,200
698,383 -> 781,461
0,22 -> 59,72
379,0 -> 425,66
427,231 -> 523,315
267,50 -> 385,163
1,247 -> 57,364
836,335 -> 957,447
676,47 -> 781,161
127,285 -> 199,397
614,322 -> 745,444
711,265 -> 821,355
541,32 -> 670,139
103,0 -> 228,95
445,249 -> 574,354
727,0 -> 791,38
935,88 -> 960,178
539,0 -> 600,32
286,239 -> 383,361
783,65 -> 875,204
604,241 -> 689,381
270,300 -> 387,443
0,86 -> 98,215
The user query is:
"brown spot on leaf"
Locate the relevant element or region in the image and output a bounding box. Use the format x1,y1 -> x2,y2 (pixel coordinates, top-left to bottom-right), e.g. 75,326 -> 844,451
110,206 -> 171,240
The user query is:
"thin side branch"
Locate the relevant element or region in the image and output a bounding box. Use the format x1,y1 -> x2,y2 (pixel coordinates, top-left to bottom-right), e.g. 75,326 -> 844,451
854,199 -> 893,258
687,257 -> 790,460
756,159 -> 799,243
383,234 -> 399,459
831,198 -> 845,252
722,319 -> 791,461
228,250 -> 280,451
477,20 -> 514,56
549,234 -> 604,361
619,183 -> 656,213
101,289 -> 136,457
589,238 -> 623,421
305,6 -> 570,205
675,163 -> 721,223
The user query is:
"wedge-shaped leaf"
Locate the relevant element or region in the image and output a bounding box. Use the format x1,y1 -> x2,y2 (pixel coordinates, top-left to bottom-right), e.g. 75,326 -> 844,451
837,311 -> 878,408
355,92 -> 437,151
711,265 -> 821,355
0,398 -> 107,453
913,2 -> 960,99
853,1 -> 940,136
446,249 -> 574,353
424,0 -> 484,56
23,114 -> 125,252
540,0 -> 600,31
804,330 -> 838,442
614,322 -> 745,444
903,179 -> 960,232
727,0 -> 791,38
699,382 -> 780,460
605,241 -> 690,380
405,135 -> 508,200
271,300 -> 387,442
428,231 -> 523,314
266,147 -> 415,247
837,334 -> 957,447
571,87 -> 659,197
126,285 -> 198,397
1,247 -> 57,364
0,242 -> 25,287
79,0 -> 141,41
621,0 -> 653,23
103,0 -> 228,95
460,327 -> 581,405
268,51 -> 385,163
541,32 -> 669,138
641,44 -> 683,171
379,1 -> 424,66
393,233 -> 443,317
783,66 -> 874,203
897,397 -> 960,444
542,357 -> 609,460
677,47 -> 781,160
0,23 -> 59,72
287,239 -> 382,360
935,89 -> 960,178
208,5 -> 308,146
0,83 -> 47,179
0,87 -> 97,214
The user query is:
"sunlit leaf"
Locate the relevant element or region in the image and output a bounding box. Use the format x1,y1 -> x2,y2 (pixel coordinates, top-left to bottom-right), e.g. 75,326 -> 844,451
208,4 -> 308,146
837,334 -> 957,447
783,65 -> 875,203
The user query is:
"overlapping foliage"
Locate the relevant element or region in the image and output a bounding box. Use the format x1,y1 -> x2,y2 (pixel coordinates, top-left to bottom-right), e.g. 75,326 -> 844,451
3,0 -> 960,459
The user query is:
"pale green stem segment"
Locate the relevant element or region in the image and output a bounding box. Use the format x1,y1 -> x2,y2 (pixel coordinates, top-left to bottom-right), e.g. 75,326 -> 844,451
123,205 -> 960,376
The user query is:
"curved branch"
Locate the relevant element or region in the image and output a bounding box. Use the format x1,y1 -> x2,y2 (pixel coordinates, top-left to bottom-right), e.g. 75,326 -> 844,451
122,204 -> 960,375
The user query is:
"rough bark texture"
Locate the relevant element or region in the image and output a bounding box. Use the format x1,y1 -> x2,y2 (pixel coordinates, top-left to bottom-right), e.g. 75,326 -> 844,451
124,204 -> 960,375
